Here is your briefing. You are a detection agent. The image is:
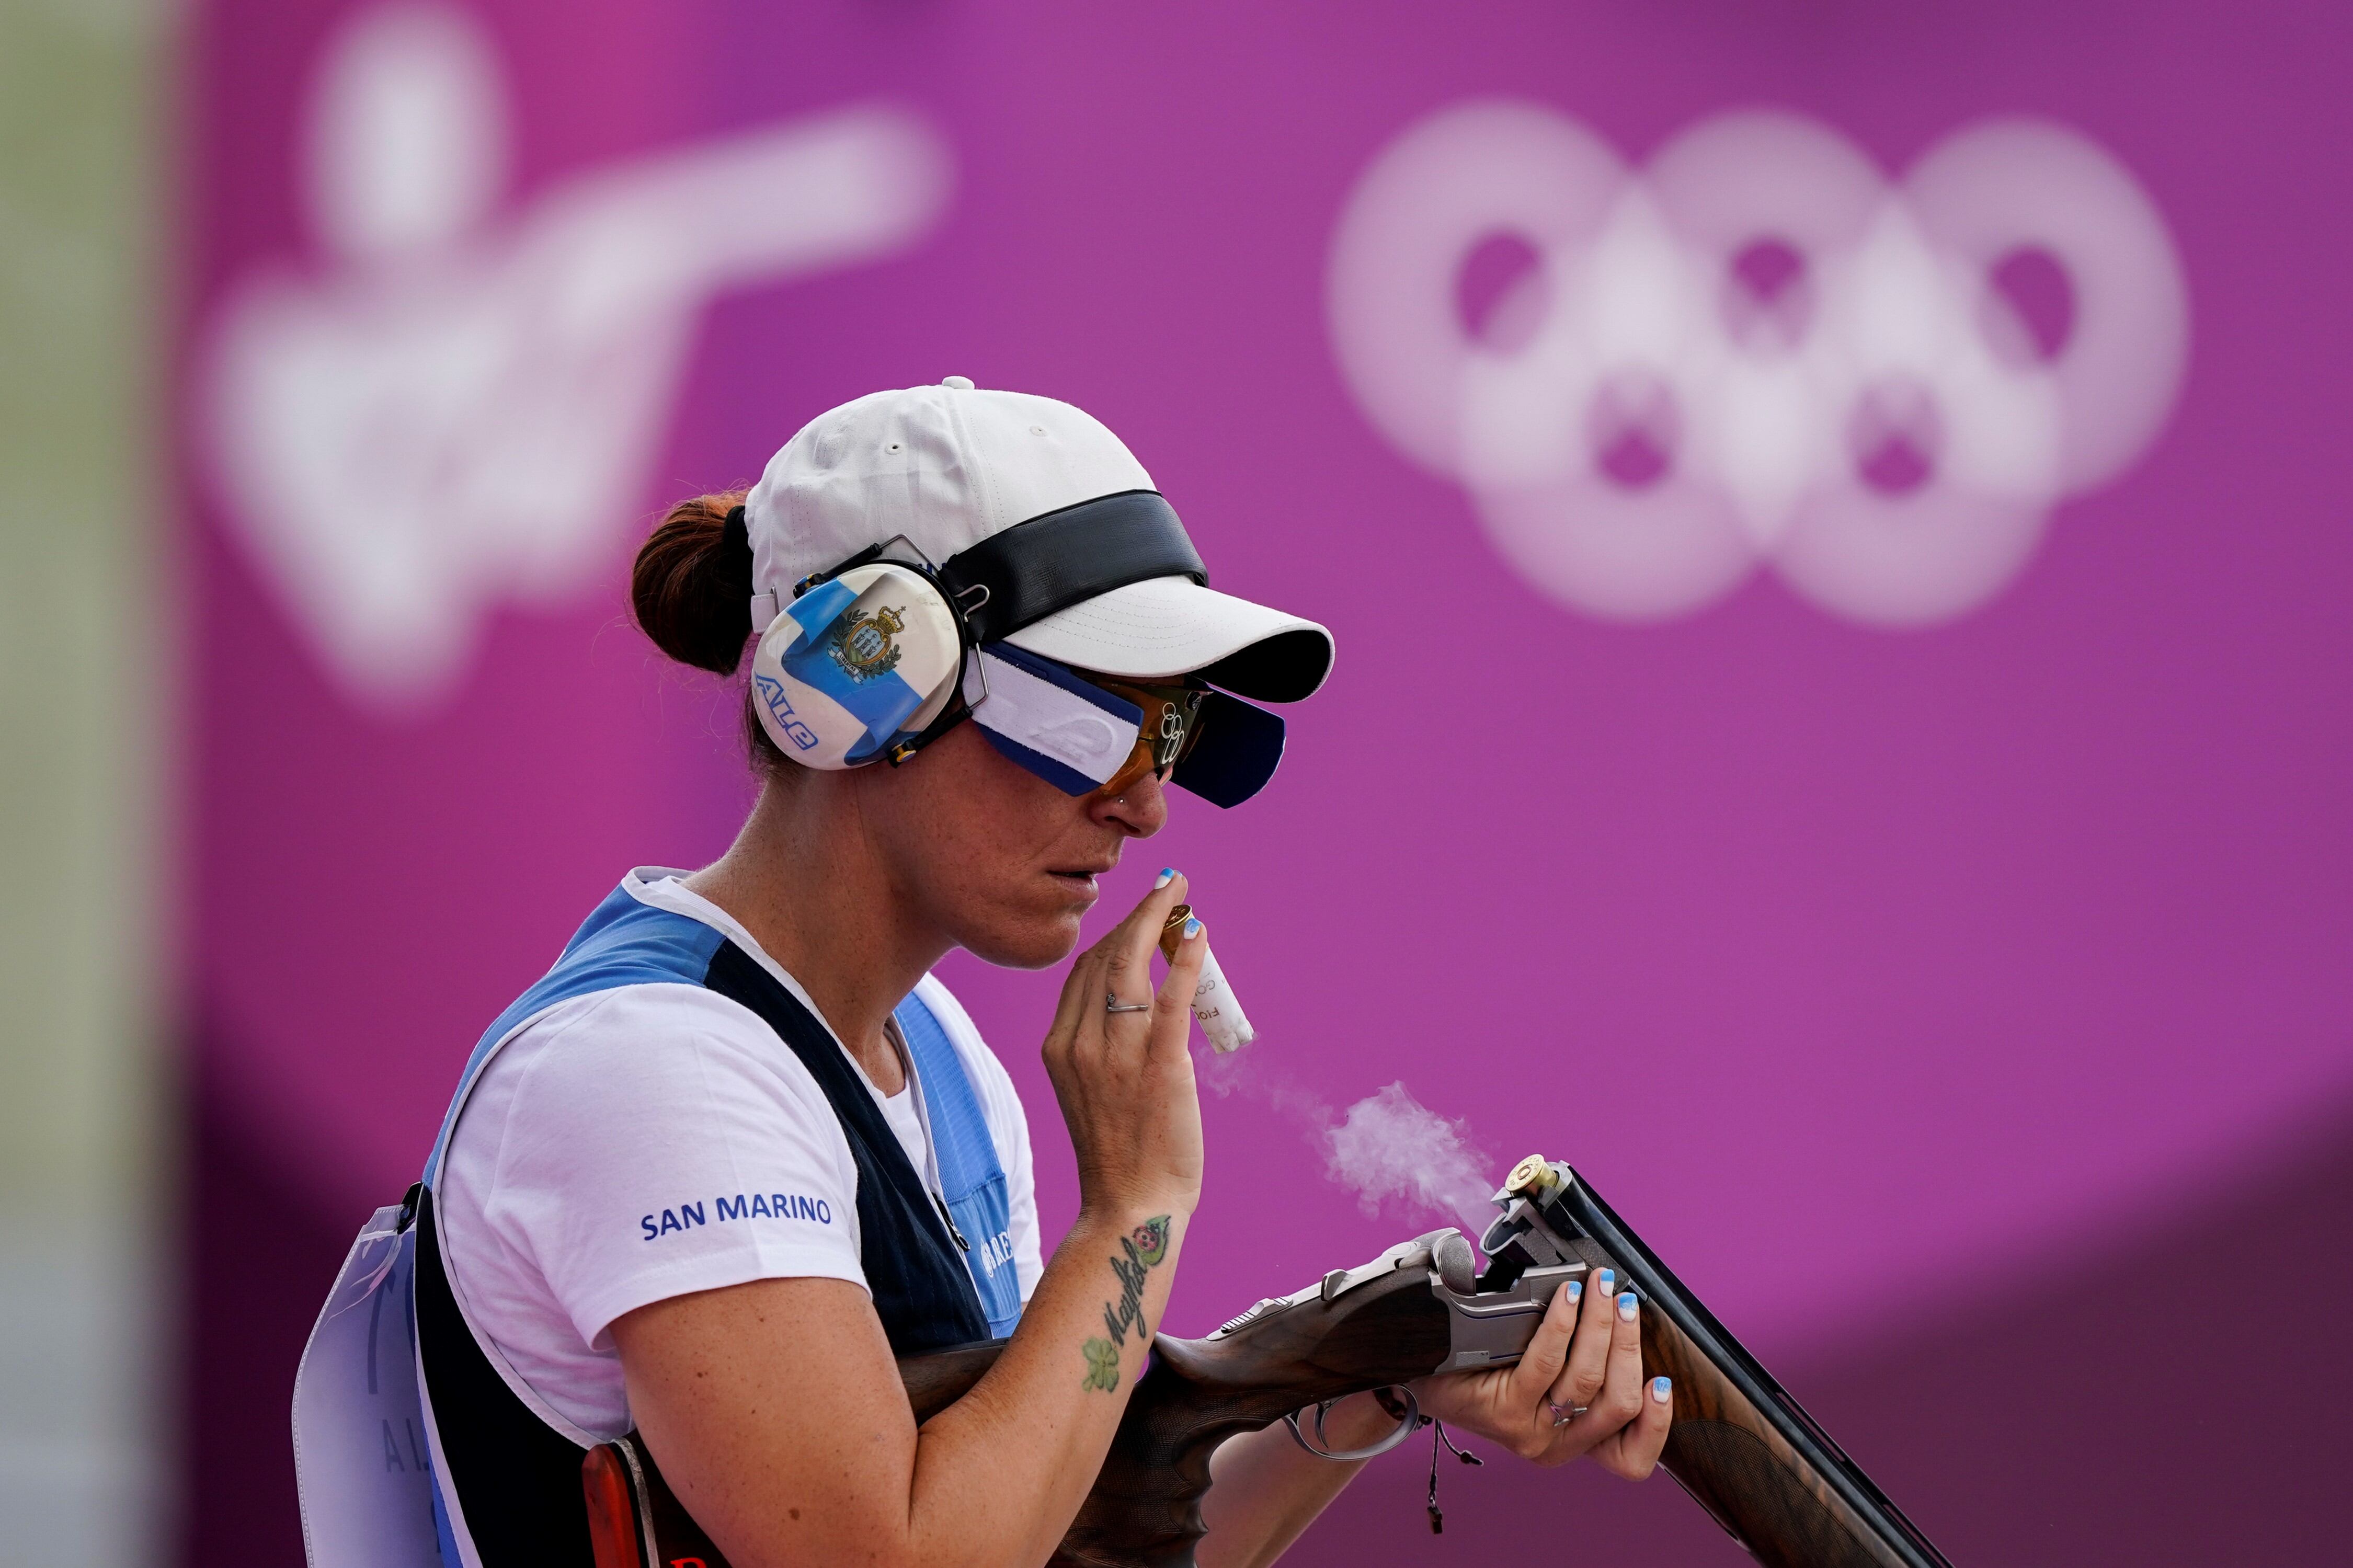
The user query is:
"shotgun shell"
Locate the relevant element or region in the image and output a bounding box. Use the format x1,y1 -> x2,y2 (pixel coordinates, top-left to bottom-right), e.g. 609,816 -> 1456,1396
1504,1154 -> 1563,1199
1158,904 -> 1255,1053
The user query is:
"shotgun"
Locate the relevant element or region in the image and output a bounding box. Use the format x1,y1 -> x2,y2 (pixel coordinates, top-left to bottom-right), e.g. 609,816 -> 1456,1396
584,1157 -> 1955,1568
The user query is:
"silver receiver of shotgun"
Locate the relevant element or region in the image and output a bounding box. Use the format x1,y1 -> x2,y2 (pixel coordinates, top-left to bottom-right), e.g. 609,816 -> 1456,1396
1425,1155 -> 1596,1371
1428,1250 -> 1587,1371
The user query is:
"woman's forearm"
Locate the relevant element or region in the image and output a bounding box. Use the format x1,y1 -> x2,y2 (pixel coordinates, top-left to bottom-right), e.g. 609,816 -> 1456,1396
904,1204 -> 1190,1567
1193,1392 -> 1400,1568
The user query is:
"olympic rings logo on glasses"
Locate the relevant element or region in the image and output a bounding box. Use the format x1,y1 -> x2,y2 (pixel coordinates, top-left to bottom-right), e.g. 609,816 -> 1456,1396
1327,102 -> 2190,627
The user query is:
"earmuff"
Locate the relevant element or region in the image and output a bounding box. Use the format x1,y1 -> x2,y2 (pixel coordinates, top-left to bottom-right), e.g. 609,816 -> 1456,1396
748,550 -> 970,770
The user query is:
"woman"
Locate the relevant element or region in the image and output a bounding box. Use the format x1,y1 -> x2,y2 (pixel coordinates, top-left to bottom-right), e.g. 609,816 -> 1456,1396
417,379 -> 1671,1568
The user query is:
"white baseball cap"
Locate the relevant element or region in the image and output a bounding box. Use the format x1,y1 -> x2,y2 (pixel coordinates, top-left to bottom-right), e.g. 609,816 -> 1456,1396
742,377 -> 1334,702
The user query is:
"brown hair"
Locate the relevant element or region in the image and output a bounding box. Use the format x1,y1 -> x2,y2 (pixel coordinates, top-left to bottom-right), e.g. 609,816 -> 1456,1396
631,489 -> 786,767
632,489 -> 755,673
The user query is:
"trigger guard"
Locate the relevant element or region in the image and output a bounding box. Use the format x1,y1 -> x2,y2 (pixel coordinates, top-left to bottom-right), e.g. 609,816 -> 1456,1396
1283,1387 -> 1423,1462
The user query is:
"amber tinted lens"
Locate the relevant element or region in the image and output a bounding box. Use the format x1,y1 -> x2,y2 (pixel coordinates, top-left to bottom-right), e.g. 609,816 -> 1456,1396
1092,683 -> 1205,798
1097,743 -> 1158,801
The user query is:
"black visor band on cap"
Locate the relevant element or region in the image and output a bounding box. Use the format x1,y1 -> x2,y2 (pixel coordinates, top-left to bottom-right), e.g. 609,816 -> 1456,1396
938,489 -> 1206,644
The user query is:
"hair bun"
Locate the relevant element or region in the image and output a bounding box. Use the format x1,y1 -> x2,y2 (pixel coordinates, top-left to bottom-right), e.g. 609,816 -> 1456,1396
632,490 -> 756,674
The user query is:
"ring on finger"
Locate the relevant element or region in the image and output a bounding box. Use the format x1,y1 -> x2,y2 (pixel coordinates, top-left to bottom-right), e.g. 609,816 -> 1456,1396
1104,992 -> 1152,1014
1546,1399 -> 1589,1427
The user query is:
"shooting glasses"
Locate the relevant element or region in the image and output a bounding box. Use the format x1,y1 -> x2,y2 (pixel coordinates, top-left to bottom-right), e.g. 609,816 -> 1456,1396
973,641 -> 1287,808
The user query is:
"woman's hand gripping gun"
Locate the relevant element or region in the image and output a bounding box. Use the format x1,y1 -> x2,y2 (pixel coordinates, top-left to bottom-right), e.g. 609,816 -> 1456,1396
584,1159 -> 1957,1568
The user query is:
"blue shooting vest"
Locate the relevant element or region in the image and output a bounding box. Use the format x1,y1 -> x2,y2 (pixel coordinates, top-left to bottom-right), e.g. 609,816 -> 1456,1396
292,875 -> 1020,1568
893,992 -> 1022,1336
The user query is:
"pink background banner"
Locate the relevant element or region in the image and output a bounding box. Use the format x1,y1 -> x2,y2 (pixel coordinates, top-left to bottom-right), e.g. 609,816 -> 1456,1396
180,3 -> 2352,1563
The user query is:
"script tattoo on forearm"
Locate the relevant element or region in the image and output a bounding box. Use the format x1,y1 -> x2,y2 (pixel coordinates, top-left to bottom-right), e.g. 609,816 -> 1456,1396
1080,1216 -> 1172,1391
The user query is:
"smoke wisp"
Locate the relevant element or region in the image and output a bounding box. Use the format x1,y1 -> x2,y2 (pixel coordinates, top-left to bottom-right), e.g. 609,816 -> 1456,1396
1323,1081 -> 1498,1233
1199,1051 -> 1496,1235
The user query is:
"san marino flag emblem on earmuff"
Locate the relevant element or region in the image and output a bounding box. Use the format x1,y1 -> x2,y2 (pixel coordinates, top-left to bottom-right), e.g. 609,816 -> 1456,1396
750,562 -> 963,769
829,604 -> 906,682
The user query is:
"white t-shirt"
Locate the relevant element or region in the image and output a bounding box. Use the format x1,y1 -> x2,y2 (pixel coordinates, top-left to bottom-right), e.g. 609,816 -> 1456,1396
436,871 -> 1044,1438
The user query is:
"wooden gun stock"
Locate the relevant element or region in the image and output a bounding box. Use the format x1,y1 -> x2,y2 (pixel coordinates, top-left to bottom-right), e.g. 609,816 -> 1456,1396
586,1176 -> 1951,1568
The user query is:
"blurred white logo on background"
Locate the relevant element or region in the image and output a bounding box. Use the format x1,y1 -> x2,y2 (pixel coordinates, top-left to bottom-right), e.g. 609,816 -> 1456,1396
200,2 -> 952,707
1328,103 -> 2188,627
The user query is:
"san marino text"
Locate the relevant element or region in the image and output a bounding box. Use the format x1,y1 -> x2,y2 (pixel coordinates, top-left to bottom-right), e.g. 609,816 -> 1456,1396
641,1191 -> 832,1240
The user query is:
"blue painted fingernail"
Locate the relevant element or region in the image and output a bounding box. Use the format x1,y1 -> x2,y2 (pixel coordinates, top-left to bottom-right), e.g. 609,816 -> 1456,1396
1183,917 -> 1203,938
1651,1376 -> 1672,1403
1155,867 -> 1176,888
1597,1269 -> 1615,1293
1564,1279 -> 1583,1302
1617,1291 -> 1638,1321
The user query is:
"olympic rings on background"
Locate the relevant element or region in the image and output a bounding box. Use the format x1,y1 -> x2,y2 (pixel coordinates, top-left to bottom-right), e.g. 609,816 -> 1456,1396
1327,102 -> 2189,627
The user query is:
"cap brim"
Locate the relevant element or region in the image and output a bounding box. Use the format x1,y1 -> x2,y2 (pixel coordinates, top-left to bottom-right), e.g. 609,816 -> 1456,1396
998,575 -> 1334,702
